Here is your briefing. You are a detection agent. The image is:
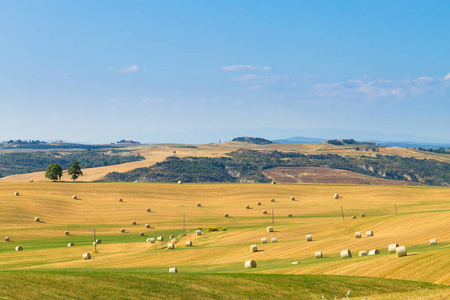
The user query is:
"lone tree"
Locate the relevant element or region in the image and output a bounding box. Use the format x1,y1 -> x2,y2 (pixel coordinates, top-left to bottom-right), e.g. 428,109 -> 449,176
45,163 -> 63,182
68,160 -> 83,181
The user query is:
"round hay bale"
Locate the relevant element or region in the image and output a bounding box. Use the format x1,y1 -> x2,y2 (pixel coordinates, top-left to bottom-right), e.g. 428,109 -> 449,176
306,234 -> 312,241
271,237 -> 277,243
291,261 -> 299,265
93,242 -> 96,245
290,196 -> 295,201
271,181 -> 276,184
270,198 -> 275,202
132,221 -> 137,225
396,245 -> 407,257
118,198 -> 123,202
355,232 -> 361,238
146,238 -> 154,243
245,260 -> 257,268
366,230 -> 374,237
34,217 -> 40,222
29,179 -> 33,182
68,243 -> 74,247
169,267 -> 178,273
4,237 -> 10,242
315,251 -> 322,258
15,246 -> 23,251
334,193 -> 339,199
388,243 -> 399,253
340,249 -> 352,258
178,181 -> 182,184
250,245 -> 258,252
368,249 -> 380,255
146,208 -> 151,212
145,224 -> 150,228
196,230 -> 202,236
120,228 -> 126,233
351,215 -> 357,219
245,205 -> 250,209
267,226 -> 273,233
82,253 -> 91,260
185,241 -> 192,247
157,236 -> 164,242
14,192 -> 19,196
72,195 -> 77,199
139,232 -> 144,236
224,213 -> 229,218
95,239 -> 102,244
360,213 -> 365,217
168,243 -> 175,249
196,203 -> 201,207
261,238 -> 267,244
262,210 -> 267,215
64,231 -> 70,236
288,214 -> 292,217
257,202 -> 262,206
169,235 -> 175,239
430,238 -> 437,245
358,250 -> 367,256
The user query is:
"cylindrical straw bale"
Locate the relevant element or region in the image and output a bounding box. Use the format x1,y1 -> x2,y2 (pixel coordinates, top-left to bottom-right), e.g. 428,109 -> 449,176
250,244 -> 258,252
64,231 -> 70,236
118,198 -> 123,202
368,249 -> 380,255
396,246 -> 407,257
360,213 -> 365,217
93,241 -> 97,245
95,239 -> 102,244
82,253 -> 91,260
271,237 -> 277,243
168,243 -> 175,249
196,203 -> 201,207
30,179 -> 33,182
290,196 -> 295,201
351,215 -> 357,219
358,251 -> 367,256
169,235 -> 175,239
224,213 -> 229,218
68,243 -> 74,247
245,260 -> 257,268
430,239 -> 437,245
34,217 -> 40,222
185,241 -> 192,247
147,238 -> 155,243
4,237 -> 10,242
388,243 -> 399,253
315,251 -> 323,258
15,246 -> 23,251
355,232 -> 361,238
145,224 -> 150,228
169,267 -> 178,273
196,230 -> 202,236
271,181 -> 276,184
288,214 -> 292,217
366,231 -> 374,237
157,236 -> 164,242
178,181 -> 182,184
139,232 -> 144,236
245,205 -> 250,209
72,195 -> 77,199
146,208 -> 151,212
120,228 -> 125,233
14,192 -> 19,196
132,221 -> 137,225
261,238 -> 267,244
306,234 -> 312,241
334,193 -> 339,199
270,198 -> 275,202
262,210 -> 267,214
267,226 -> 273,233
340,249 -> 352,258
257,202 -> 262,206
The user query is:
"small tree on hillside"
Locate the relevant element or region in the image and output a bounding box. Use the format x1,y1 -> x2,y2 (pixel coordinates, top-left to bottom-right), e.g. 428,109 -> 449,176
68,160 -> 83,181
45,163 -> 63,182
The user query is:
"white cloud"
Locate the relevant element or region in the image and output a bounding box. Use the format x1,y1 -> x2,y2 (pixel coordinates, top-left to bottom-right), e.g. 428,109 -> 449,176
107,65 -> 142,73
221,65 -> 271,72
314,75 -> 447,99
444,73 -> 450,80
234,74 -> 287,90
139,98 -> 166,105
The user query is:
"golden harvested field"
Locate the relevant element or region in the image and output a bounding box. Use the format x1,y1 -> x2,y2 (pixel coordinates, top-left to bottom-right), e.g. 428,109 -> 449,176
0,182 -> 448,287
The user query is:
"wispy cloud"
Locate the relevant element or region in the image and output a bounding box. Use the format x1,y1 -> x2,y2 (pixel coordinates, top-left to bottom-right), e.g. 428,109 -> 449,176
234,74 -> 287,90
61,73 -> 69,77
139,98 -> 166,105
221,65 -> 271,72
314,75 -> 448,99
107,65 -> 144,73
444,73 -> 450,80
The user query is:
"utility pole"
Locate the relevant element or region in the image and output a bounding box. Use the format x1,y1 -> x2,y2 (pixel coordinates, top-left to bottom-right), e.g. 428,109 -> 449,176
94,228 -> 97,253
340,206 -> 345,220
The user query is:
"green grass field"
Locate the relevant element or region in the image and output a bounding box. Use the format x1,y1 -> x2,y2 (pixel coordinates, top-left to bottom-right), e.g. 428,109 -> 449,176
0,182 -> 449,298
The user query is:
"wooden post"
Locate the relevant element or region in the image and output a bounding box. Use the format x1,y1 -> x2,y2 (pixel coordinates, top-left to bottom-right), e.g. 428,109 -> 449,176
340,206 -> 345,220
94,228 -> 97,253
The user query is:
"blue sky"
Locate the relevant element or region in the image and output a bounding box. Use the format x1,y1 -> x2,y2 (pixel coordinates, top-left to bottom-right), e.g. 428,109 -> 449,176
1,1 -> 449,143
